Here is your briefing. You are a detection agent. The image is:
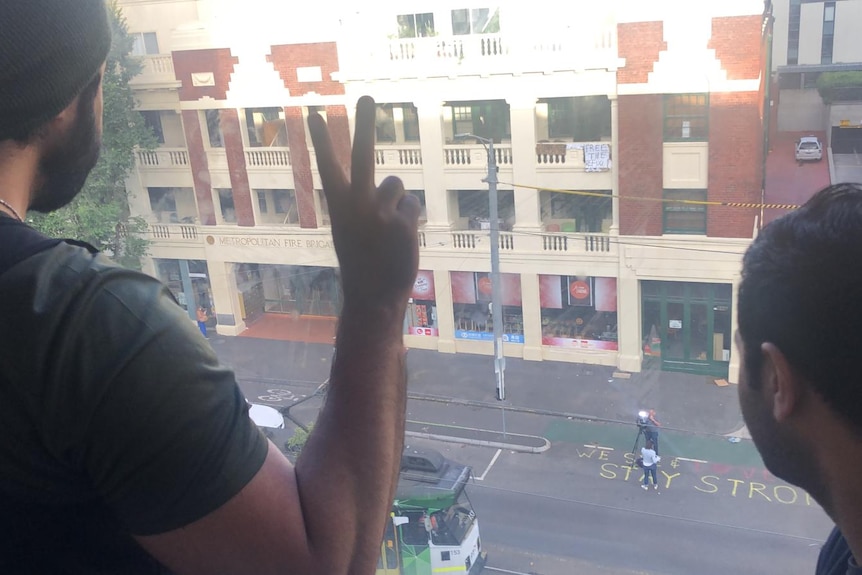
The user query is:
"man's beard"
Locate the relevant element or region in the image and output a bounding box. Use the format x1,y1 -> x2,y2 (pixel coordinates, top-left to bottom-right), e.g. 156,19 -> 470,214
28,94 -> 101,214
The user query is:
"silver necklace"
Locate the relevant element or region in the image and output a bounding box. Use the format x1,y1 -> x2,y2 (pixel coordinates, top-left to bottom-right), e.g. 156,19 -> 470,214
0,198 -> 22,222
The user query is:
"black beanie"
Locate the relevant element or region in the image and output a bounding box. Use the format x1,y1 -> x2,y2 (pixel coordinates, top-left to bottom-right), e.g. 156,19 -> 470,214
0,0 -> 112,140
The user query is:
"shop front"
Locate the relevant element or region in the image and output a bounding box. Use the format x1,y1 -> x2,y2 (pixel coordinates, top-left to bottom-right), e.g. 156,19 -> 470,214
234,263 -> 341,322
405,270 -> 439,337
154,259 -> 215,325
451,271 -> 524,344
539,275 -> 618,351
641,281 -> 732,377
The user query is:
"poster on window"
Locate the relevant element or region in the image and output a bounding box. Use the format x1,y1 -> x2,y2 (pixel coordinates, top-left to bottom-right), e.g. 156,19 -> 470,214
452,271 -> 524,343
540,275 -> 618,350
405,270 -> 438,336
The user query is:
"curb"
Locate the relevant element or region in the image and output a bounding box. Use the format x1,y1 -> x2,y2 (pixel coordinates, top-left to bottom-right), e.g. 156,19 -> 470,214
407,392 -> 745,439
405,430 -> 550,454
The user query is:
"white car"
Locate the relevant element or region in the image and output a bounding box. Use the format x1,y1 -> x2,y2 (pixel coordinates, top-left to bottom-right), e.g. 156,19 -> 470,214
795,136 -> 823,162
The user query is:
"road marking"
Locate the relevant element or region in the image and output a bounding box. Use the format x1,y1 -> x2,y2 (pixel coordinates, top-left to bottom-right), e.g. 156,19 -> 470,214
475,448 -> 502,481
257,388 -> 296,403
485,567 -> 532,575
675,456 -> 708,464
583,444 -> 614,451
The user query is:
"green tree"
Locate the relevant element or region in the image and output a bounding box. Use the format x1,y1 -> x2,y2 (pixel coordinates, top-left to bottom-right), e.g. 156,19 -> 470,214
30,0 -> 156,269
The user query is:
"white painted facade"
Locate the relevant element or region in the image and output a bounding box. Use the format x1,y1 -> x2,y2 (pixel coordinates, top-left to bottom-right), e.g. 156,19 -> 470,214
120,0 -> 769,382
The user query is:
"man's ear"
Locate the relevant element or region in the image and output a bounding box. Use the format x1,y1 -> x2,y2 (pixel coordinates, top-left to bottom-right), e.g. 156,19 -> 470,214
761,342 -> 801,422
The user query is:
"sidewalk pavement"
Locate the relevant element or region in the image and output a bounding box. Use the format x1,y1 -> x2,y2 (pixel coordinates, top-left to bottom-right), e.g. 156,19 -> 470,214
211,335 -> 744,439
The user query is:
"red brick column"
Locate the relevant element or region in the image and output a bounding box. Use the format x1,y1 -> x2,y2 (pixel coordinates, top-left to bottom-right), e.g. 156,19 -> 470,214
219,108 -> 255,227
708,92 -> 762,238
181,110 -> 216,226
618,94 -> 664,236
325,105 -> 352,175
617,22 -> 666,85
285,106 -> 318,228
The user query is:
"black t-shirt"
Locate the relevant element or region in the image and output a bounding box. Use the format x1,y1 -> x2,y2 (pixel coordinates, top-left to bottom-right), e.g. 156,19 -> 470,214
817,526 -> 862,575
0,221 -> 268,573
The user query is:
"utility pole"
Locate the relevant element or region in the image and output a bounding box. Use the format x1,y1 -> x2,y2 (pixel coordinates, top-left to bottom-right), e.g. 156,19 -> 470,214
455,132 -> 506,400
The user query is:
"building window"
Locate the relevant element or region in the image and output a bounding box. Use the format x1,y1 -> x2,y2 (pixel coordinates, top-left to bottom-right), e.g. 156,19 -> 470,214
256,189 -> 298,225
409,190 -> 427,223
457,189 -> 514,230
451,271 -> 523,343
397,13 -> 435,38
663,189 -> 707,234
131,32 -> 159,55
451,7 -> 501,35
141,111 -> 164,144
204,110 -> 224,148
449,100 -> 510,143
148,187 -> 197,223
216,188 -> 236,224
316,189 -> 330,226
663,94 -> 708,141
403,104 -> 420,141
787,0 -> 801,65
778,72 -> 802,90
821,1 -> 835,65
376,104 -> 396,142
540,191 -> 612,233
245,108 -> 287,147
546,96 -> 612,141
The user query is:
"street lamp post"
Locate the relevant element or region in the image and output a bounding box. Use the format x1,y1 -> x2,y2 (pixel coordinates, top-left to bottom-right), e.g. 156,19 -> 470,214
455,133 -> 506,401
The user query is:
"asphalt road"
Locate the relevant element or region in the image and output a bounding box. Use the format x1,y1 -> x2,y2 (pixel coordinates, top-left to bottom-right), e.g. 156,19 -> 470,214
237,377 -> 833,575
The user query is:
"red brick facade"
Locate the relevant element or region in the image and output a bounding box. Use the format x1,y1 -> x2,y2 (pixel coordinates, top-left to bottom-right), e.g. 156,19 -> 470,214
709,15 -> 764,81
172,48 -> 238,101
268,43 -> 344,97
219,109 -> 255,227
180,110 -> 216,226
617,22 -> 666,85
707,91 -> 762,238
285,107 -> 319,228
325,105 -> 352,174
618,94 -> 664,236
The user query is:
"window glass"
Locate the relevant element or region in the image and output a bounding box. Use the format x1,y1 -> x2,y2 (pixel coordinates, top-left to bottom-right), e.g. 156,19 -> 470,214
205,110 -> 224,148
663,189 -> 707,234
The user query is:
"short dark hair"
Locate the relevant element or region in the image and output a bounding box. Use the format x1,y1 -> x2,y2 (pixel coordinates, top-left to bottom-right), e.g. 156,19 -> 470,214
738,183 -> 862,429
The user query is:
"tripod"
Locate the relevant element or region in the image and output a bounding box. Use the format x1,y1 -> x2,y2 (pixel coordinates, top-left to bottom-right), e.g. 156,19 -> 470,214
630,424 -> 648,460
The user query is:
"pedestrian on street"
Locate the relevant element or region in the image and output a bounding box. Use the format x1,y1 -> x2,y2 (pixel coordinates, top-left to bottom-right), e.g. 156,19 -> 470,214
736,183 -> 862,574
196,306 -> 209,338
0,3 -> 421,570
645,408 -> 662,454
641,440 -> 660,490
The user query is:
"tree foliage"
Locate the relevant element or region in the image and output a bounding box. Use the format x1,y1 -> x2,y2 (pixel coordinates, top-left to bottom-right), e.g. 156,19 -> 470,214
817,71 -> 862,104
30,1 -> 156,269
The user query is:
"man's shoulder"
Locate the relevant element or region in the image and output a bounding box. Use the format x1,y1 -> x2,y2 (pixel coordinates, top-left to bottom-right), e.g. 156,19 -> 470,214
817,526 -> 860,575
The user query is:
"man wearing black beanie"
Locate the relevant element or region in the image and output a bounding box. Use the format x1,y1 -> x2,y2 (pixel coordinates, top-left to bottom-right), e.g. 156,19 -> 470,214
0,2 -> 420,575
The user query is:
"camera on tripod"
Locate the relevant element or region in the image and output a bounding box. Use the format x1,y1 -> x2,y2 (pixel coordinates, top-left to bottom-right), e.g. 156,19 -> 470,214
636,410 -> 649,429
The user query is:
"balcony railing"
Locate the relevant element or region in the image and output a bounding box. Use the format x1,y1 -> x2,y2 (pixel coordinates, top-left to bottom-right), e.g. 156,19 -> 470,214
245,148 -> 291,168
375,145 -> 422,168
149,223 -> 200,241
130,55 -> 177,86
541,232 -> 613,253
136,148 -> 189,168
451,231 -> 515,251
443,144 -> 513,168
341,29 -> 617,80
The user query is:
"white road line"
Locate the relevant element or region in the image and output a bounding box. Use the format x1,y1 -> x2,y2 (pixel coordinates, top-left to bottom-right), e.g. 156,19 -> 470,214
485,567 -> 532,575
675,456 -> 708,463
583,444 -> 614,451
475,448 -> 502,481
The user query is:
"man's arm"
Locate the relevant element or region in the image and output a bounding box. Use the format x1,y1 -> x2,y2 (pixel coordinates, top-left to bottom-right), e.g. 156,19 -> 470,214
136,96 -> 420,575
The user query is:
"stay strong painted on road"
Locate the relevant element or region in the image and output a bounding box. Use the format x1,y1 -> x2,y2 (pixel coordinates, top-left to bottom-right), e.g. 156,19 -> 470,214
574,447 -> 815,508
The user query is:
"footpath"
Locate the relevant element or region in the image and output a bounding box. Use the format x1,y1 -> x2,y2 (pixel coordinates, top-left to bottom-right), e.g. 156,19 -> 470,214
211,335 -> 747,452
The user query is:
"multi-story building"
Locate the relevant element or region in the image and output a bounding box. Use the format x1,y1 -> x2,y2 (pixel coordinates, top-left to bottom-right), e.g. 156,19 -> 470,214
121,0 -> 770,383
771,0 -> 862,153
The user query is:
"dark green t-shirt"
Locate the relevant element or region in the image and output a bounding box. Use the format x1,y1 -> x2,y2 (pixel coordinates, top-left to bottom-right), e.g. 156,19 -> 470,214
0,235 -> 268,573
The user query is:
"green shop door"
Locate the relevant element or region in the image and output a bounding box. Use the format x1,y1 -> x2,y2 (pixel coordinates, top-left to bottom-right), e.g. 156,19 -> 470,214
641,281 -> 732,377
